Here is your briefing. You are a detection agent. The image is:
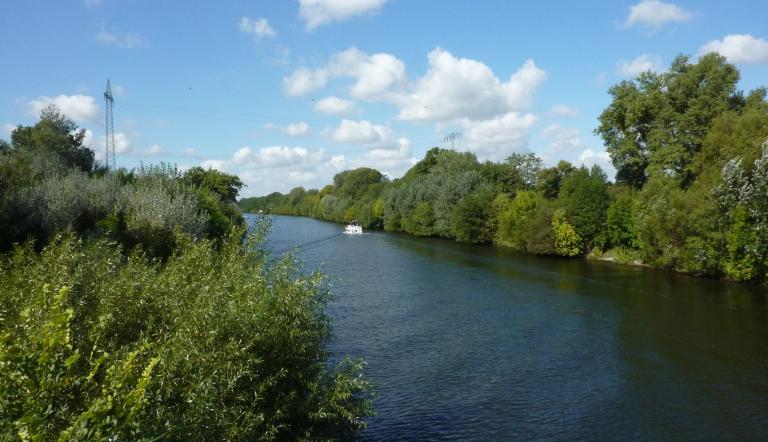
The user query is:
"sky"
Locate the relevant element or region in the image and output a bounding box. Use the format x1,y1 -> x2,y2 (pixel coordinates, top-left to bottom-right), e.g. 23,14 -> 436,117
2,0 -> 768,197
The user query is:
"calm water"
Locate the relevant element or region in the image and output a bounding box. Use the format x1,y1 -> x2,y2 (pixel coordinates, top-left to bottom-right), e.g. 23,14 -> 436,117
249,214 -> 768,441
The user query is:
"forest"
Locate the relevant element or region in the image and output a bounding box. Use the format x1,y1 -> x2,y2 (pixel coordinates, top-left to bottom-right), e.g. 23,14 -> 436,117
240,54 -> 768,284
0,108 -> 373,439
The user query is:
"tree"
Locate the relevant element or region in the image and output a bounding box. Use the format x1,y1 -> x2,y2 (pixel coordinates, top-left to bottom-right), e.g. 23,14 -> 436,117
557,165 -> 610,249
536,160 -> 576,199
182,166 -> 244,203
552,208 -> 582,257
450,189 -> 493,243
597,53 -> 743,188
10,105 -> 95,172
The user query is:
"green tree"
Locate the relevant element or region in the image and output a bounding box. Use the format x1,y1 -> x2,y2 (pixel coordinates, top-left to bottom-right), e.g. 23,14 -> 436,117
182,166 -> 244,203
450,188 -> 493,243
557,165 -> 610,249
552,208 -> 582,257
10,105 -> 95,172
597,53 -> 743,187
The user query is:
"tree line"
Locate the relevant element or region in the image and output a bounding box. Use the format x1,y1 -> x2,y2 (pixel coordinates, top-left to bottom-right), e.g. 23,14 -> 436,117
240,54 -> 768,284
0,107 -> 373,439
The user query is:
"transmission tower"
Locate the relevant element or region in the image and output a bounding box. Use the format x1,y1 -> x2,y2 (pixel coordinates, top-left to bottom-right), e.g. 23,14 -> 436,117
444,131 -> 462,149
104,79 -> 116,169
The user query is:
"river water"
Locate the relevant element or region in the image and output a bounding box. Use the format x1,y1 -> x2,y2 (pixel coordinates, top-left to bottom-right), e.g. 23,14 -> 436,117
250,214 -> 768,441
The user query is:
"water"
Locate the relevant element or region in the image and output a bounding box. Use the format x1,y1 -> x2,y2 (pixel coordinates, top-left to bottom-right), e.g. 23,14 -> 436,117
250,214 -> 768,441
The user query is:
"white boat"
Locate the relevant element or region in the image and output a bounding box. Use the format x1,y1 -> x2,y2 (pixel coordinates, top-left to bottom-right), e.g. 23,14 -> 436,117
344,221 -> 363,235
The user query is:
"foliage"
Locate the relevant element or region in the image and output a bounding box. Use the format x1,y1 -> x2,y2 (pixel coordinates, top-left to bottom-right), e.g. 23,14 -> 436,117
450,188 -> 494,243
596,53 -> 743,187
552,208 -> 582,257
236,54 -> 768,284
557,165 -> 610,249
0,226 -> 373,440
715,141 -> 768,281
9,105 -> 95,172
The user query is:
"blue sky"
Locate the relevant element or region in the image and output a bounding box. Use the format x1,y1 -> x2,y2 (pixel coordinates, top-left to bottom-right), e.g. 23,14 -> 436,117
2,0 -> 767,196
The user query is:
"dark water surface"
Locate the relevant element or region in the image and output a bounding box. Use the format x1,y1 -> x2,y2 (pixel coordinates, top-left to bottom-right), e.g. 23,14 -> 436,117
249,214 -> 768,441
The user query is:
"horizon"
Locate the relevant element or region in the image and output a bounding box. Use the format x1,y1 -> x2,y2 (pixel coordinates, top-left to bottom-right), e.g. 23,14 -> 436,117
2,0 -> 767,197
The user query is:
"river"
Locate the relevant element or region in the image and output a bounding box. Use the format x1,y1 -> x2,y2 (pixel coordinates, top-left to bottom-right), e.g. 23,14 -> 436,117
249,214 -> 768,441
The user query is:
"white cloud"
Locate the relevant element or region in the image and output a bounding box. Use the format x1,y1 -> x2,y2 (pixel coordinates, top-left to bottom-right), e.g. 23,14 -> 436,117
145,144 -> 163,156
455,112 -> 537,161
112,84 -> 126,96
95,25 -> 147,48
625,0 -> 691,28
24,94 -> 100,123
576,148 -> 614,174
327,48 -> 405,99
541,124 -> 584,158
539,124 -> 615,177
265,121 -> 311,137
183,148 -> 200,158
395,49 -> 546,122
299,0 -> 387,31
330,119 -> 392,145
330,137 -> 416,179
84,129 -> 132,163
231,145 -> 326,168
239,17 -> 276,39
282,68 -> 329,96
3,123 -> 15,137
313,96 -> 356,116
548,104 -> 579,117
282,47 -> 405,99
699,34 -> 768,64
618,54 -> 662,77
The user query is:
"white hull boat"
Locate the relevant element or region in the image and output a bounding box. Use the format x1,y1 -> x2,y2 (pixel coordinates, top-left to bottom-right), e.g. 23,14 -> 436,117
344,221 -> 363,235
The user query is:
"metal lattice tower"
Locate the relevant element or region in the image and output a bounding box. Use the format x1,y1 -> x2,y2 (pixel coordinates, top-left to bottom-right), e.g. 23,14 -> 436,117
104,79 -> 116,169
444,131 -> 462,149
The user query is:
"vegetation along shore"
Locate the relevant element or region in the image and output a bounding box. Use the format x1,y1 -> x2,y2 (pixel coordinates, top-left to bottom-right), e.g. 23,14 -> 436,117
0,107 -> 373,439
240,54 -> 768,285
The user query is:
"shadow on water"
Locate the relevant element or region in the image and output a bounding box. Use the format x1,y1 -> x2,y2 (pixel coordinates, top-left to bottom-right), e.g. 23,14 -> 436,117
249,214 -> 768,441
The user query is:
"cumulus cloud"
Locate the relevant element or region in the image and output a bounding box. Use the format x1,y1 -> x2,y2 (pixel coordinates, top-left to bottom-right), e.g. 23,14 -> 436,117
330,137 -> 416,179
112,84 -> 126,96
328,48 -> 405,99
395,49 -> 546,122
618,54 -> 662,77
265,121 -> 311,137
84,129 -> 132,163
576,148 -> 614,174
548,104 -> 579,117
95,25 -> 147,48
330,119 -> 392,145
239,17 -> 276,39
230,145 -> 327,168
539,124 -> 615,177
450,112 -> 536,161
283,68 -> 329,96
24,94 -> 100,123
145,144 -> 163,156
3,123 -> 16,137
299,0 -> 387,31
699,34 -> 768,64
201,145 -> 335,195
282,47 -> 405,99
625,0 -> 691,28
541,124 -> 585,158
313,96 -> 356,116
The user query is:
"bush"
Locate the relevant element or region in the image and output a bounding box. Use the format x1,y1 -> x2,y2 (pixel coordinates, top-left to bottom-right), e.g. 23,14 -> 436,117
0,225 -> 373,440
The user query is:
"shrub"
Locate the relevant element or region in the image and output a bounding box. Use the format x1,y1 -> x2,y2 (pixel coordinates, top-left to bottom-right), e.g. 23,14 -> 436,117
0,225 -> 373,440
